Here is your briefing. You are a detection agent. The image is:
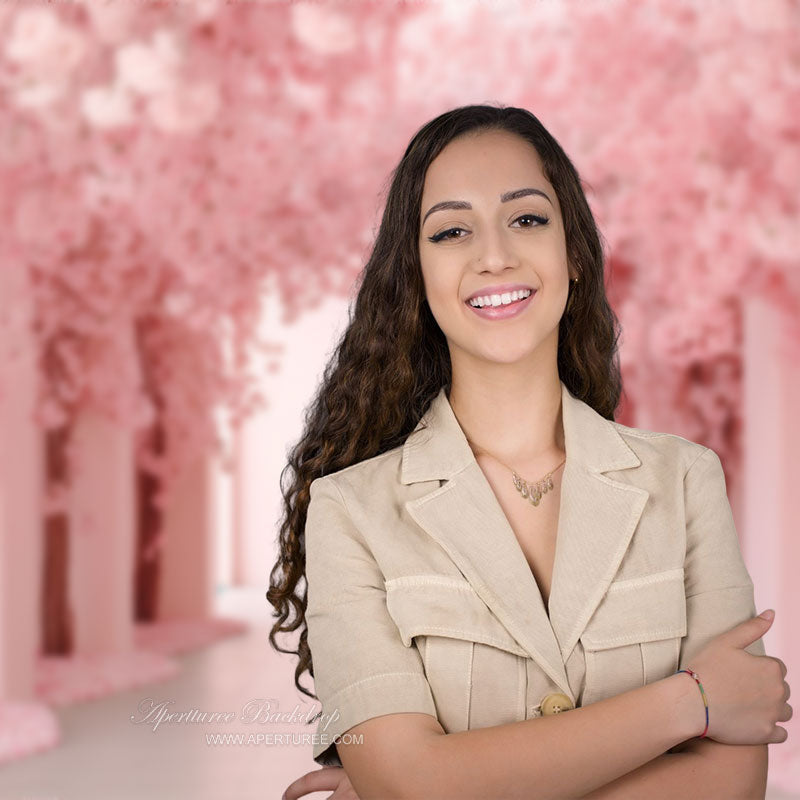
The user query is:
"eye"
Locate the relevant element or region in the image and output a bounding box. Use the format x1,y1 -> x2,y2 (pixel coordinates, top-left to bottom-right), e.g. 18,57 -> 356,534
427,226 -> 467,243
426,213 -> 549,243
513,213 -> 549,228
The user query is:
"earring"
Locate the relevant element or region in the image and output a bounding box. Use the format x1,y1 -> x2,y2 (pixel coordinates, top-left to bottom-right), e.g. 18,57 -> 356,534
566,276 -> 579,312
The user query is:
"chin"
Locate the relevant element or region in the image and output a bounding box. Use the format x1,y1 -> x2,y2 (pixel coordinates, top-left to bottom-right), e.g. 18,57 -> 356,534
473,344 -> 541,365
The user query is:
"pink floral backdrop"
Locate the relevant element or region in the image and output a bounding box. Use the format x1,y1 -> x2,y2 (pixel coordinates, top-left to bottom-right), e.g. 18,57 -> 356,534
0,0 -> 797,795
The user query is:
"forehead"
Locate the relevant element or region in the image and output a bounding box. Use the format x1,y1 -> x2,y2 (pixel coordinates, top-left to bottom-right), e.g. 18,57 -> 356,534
421,130 -> 551,201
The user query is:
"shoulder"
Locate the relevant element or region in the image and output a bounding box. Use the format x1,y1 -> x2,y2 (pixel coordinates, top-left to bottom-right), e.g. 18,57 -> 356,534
307,444 -> 412,553
609,419 -> 709,476
309,443 -> 406,505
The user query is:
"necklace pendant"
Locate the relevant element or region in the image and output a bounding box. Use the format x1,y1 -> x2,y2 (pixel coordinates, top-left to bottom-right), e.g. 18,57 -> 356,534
507,462 -> 564,509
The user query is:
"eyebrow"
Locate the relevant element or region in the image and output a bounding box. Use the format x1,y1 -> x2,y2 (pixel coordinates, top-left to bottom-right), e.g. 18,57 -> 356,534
421,187 -> 553,225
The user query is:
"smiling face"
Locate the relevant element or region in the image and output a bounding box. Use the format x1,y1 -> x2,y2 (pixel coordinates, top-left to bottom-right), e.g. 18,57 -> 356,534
418,129 -> 575,373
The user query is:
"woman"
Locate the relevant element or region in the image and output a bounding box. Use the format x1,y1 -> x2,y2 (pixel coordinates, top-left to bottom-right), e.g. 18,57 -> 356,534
268,105 -> 791,799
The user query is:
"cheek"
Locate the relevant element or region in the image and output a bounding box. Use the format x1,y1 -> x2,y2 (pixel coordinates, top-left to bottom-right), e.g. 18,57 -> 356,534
421,270 -> 459,319
427,295 -> 459,336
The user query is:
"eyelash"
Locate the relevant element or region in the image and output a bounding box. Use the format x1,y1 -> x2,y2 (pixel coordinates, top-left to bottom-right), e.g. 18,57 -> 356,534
426,213 -> 550,243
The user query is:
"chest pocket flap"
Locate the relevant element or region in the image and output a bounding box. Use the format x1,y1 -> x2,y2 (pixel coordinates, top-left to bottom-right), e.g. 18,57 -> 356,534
385,575 -> 528,657
581,567 -> 687,650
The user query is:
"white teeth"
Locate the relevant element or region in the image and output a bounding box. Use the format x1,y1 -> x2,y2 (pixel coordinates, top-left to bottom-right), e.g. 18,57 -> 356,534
469,289 -> 532,308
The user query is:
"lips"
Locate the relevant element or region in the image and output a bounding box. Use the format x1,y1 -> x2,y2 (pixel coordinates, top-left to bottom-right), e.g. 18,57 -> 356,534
465,283 -> 534,302
466,288 -> 532,309
466,289 -> 536,320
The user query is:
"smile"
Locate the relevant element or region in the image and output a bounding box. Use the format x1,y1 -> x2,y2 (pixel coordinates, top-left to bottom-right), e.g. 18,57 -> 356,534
465,289 -> 536,320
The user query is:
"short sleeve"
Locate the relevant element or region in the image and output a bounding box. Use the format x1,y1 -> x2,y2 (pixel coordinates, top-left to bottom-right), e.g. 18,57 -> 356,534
304,476 -> 437,767
678,446 -> 765,672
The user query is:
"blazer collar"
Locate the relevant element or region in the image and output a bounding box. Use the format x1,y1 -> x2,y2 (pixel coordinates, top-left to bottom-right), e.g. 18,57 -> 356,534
400,381 -> 649,701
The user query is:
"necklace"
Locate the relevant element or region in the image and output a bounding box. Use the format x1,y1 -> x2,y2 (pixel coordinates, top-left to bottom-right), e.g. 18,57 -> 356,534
467,439 -> 566,508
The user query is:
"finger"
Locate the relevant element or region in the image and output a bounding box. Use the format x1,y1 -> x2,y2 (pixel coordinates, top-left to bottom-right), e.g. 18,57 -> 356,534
767,656 -> 786,682
730,613 -> 774,650
283,767 -> 345,800
770,726 -> 789,744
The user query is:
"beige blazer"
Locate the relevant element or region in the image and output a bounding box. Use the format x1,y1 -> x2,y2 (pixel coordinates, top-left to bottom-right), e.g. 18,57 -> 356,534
304,381 -> 764,767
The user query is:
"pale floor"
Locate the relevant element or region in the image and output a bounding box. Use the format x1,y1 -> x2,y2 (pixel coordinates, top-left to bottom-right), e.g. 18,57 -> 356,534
0,587 -> 796,800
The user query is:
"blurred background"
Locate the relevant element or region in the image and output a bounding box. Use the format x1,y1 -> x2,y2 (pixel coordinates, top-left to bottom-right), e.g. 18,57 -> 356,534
0,0 -> 798,798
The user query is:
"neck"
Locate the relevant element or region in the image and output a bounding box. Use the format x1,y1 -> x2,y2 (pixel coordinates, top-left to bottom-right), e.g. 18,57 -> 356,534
447,370 -> 565,473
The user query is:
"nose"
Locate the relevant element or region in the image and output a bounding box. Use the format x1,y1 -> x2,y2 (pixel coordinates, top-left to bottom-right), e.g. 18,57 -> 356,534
474,226 -> 521,273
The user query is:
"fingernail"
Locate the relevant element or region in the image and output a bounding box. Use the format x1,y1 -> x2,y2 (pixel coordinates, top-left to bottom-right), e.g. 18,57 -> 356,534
759,609 -> 774,621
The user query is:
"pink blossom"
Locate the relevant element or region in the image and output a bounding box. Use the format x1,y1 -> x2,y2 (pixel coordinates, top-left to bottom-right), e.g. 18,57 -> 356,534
115,30 -> 181,97
148,81 -> 220,134
81,82 -> 135,129
290,4 -> 357,54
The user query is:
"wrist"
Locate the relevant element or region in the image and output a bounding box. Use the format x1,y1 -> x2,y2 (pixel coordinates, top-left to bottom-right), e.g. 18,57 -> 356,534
661,671 -> 708,743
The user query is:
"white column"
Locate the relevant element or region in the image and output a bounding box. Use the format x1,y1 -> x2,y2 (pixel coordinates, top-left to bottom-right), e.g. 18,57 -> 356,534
742,298 -> 796,621
68,409 -> 136,654
158,456 -> 215,618
0,264 -> 43,699
743,296 -> 799,786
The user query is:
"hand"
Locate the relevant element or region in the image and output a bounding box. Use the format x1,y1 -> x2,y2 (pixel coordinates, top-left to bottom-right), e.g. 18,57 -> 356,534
686,610 -> 792,745
282,766 -> 361,800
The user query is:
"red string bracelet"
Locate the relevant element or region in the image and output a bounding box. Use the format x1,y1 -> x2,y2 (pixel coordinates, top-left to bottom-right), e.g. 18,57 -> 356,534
675,667 -> 709,738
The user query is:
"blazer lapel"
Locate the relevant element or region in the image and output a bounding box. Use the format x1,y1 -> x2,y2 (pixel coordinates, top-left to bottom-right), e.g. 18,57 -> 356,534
401,381 -> 649,699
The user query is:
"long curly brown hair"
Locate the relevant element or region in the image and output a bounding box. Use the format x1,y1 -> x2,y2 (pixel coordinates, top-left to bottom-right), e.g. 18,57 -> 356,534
266,103 -> 623,703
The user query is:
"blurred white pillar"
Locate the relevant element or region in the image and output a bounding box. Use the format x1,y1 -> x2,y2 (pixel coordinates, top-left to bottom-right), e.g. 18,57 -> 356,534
0,264 -> 43,699
233,289 -> 351,591
231,423 -> 247,586
158,456 -> 215,618
68,409 -> 136,654
742,298 -> 798,620
743,296 -> 799,784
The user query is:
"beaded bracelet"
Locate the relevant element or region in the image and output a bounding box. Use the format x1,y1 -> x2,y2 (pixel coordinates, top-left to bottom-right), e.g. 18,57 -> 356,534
675,667 -> 709,738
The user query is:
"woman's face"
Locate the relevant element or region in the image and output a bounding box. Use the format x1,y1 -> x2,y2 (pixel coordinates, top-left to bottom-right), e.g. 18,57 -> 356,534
418,129 -> 574,371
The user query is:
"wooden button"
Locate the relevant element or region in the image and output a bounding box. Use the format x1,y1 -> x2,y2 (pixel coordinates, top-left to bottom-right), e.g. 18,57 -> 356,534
540,692 -> 574,715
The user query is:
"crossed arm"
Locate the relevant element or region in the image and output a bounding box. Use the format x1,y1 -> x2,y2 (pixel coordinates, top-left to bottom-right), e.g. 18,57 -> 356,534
289,738 -> 767,800
576,738 -> 767,800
